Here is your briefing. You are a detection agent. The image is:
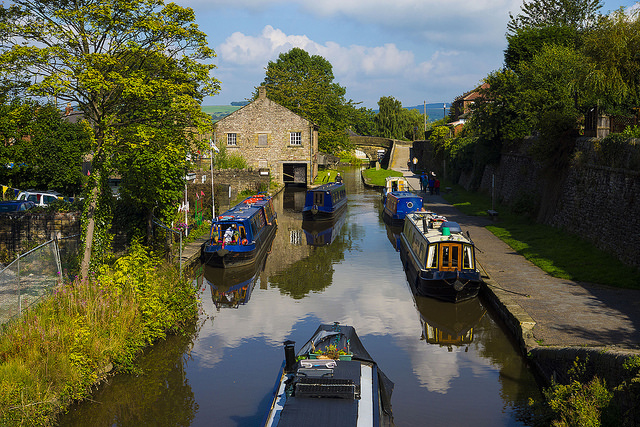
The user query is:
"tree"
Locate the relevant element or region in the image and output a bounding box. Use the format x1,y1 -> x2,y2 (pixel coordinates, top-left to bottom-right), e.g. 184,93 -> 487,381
259,47 -> 352,153
505,25 -> 580,71
507,0 -> 604,35
0,100 -> 91,196
0,0 -> 220,277
581,7 -> 640,115
375,96 -> 424,140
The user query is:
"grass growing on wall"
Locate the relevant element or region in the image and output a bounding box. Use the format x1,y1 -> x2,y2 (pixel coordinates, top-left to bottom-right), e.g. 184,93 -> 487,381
361,168 -> 403,187
441,184 -> 640,289
0,242 -> 198,426
314,169 -> 341,184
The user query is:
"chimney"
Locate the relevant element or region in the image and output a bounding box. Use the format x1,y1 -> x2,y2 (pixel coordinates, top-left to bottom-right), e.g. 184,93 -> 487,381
258,86 -> 266,99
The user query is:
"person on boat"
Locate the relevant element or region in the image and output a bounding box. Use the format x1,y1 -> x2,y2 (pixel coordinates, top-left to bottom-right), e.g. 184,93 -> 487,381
335,173 -> 343,183
224,224 -> 238,244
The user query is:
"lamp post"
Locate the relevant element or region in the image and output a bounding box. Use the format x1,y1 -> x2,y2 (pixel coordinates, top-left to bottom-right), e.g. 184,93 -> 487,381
209,139 -> 220,220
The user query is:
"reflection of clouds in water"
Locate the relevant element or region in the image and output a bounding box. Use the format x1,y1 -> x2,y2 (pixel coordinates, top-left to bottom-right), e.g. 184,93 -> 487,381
191,255 -> 419,369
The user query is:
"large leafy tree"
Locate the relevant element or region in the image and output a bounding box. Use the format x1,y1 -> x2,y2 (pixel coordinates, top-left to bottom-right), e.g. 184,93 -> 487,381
375,96 -> 422,140
0,0 -> 220,277
0,100 -> 92,196
581,7 -> 640,115
505,25 -> 581,71
259,47 -> 352,153
507,0 -> 603,35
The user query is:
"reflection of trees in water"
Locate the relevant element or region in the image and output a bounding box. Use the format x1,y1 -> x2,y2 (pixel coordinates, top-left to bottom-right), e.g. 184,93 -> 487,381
267,224 -> 357,298
469,303 -> 541,423
59,324 -> 198,426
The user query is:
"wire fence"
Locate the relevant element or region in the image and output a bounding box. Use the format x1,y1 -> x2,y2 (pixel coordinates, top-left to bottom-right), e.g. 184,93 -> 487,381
0,235 -> 79,326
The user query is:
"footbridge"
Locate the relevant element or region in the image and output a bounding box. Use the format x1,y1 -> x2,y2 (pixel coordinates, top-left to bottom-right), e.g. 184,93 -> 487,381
349,135 -> 411,167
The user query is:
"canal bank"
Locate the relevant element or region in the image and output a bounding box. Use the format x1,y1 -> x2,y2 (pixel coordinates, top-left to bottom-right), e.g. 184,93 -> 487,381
375,163 -> 640,422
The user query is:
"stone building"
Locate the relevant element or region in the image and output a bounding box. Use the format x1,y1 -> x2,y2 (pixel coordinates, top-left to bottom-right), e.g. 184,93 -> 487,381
212,87 -> 319,185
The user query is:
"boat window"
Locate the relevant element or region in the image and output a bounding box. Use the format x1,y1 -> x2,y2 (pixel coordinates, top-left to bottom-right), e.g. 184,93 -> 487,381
418,242 -> 425,263
239,226 -> 247,241
463,245 -> 473,269
439,243 -> 462,271
314,191 -> 323,206
426,245 -> 437,268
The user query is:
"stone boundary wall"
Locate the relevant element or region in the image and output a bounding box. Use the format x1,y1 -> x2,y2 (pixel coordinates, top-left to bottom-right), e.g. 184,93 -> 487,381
469,138 -> 640,268
0,212 -> 81,253
190,168 -> 270,201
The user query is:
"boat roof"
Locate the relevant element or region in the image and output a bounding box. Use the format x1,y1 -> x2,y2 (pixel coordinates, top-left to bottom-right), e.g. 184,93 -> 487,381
385,176 -> 407,182
308,182 -> 344,192
405,212 -> 474,245
216,195 -> 270,222
388,190 -> 421,199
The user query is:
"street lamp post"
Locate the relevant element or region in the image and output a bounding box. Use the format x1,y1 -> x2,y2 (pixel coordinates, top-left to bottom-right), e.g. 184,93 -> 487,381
209,138 -> 219,220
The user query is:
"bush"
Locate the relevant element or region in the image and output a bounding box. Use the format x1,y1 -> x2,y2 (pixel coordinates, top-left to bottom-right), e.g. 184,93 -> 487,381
0,242 -> 198,425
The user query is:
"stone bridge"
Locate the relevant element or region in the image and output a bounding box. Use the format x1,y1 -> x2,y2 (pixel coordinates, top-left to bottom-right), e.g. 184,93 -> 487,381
349,135 -> 408,164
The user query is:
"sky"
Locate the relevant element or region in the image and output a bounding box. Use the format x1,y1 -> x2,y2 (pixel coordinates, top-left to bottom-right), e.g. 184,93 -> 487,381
179,0 -> 640,109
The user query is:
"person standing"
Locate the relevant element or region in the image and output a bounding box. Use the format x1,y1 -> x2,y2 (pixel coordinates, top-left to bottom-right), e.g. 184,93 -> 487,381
335,173 -> 343,183
420,172 -> 427,192
428,175 -> 435,195
434,178 -> 440,195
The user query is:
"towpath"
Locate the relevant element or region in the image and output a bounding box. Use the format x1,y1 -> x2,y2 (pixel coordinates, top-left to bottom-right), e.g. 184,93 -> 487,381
394,164 -> 640,352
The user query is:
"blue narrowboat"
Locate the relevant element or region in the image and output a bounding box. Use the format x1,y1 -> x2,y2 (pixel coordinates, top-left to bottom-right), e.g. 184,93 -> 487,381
302,182 -> 347,221
399,212 -> 482,303
382,191 -> 423,225
201,194 -> 277,268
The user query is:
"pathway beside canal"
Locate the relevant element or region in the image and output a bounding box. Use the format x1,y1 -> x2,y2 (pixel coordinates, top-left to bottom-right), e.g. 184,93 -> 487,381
390,159 -> 640,357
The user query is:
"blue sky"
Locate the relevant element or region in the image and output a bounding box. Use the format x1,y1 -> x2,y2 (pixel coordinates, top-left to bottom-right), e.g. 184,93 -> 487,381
180,0 -> 640,109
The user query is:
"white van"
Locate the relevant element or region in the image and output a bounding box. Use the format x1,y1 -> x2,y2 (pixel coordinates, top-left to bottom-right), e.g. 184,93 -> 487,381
17,190 -> 64,207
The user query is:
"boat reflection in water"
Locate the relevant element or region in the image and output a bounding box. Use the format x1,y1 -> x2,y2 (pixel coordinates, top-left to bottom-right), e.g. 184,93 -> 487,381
415,294 -> 487,351
302,209 -> 346,246
384,222 -> 403,252
203,244 -> 270,309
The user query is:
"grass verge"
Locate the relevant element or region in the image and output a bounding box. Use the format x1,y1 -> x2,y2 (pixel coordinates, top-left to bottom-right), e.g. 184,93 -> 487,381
441,183 -> 640,289
0,241 -> 199,426
361,168 -> 403,187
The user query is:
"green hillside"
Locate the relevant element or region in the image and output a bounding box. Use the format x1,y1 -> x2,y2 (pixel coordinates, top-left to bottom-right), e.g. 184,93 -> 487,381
201,105 -> 242,122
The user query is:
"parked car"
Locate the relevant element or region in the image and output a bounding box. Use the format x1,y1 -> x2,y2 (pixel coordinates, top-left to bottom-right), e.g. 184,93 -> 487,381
0,200 -> 36,212
17,190 -> 64,207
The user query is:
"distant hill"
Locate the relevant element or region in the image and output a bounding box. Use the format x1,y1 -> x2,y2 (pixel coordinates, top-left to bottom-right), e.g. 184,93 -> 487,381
405,103 -> 450,123
201,105 -> 242,122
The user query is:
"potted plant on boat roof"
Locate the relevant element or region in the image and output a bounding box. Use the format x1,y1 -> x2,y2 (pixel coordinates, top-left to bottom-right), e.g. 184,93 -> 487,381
308,342 -> 352,360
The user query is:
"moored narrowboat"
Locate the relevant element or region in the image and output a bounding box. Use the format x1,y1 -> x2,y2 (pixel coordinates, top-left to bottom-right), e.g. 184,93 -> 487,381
302,182 -> 347,221
399,212 -> 482,303
381,176 -> 409,205
201,194 -> 277,268
382,191 -> 423,225
262,323 -> 394,427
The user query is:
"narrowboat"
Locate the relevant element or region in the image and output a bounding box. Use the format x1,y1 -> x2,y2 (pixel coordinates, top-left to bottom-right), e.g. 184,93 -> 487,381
302,207 -> 347,246
382,176 -> 409,205
201,193 -> 277,268
262,323 -> 394,427
382,191 -> 423,225
399,212 -> 482,303
302,182 -> 347,221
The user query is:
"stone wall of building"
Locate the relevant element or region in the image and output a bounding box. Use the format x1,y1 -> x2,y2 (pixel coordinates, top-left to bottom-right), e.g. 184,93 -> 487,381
213,88 -> 318,185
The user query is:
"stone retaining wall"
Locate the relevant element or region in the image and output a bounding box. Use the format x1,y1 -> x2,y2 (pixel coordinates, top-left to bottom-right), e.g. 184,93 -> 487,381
468,137 -> 640,268
0,212 -> 81,253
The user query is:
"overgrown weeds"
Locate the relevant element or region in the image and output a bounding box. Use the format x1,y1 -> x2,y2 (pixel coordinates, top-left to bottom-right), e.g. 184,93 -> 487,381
0,241 -> 198,426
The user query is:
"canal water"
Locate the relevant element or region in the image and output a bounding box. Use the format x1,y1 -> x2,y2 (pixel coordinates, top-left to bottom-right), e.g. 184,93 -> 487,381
60,167 -> 541,427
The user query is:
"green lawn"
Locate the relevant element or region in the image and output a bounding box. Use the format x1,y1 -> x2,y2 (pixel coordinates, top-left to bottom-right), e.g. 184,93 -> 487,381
361,168 -> 403,187
442,183 -> 640,289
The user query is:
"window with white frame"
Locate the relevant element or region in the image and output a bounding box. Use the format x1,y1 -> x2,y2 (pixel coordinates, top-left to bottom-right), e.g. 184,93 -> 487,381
290,132 -> 302,146
227,133 -> 237,146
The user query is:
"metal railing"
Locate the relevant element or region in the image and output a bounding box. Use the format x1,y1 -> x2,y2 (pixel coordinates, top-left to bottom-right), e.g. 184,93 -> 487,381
0,235 -> 79,326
